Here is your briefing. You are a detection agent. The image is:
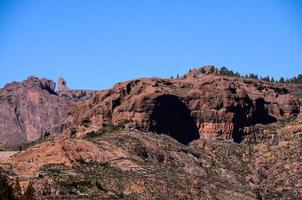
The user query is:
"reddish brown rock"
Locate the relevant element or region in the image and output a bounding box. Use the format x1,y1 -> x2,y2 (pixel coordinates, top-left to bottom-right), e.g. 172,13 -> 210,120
66,68 -> 300,143
58,77 -> 69,91
0,67 -> 300,147
0,76 -> 101,148
0,67 -> 301,199
0,77 -> 72,147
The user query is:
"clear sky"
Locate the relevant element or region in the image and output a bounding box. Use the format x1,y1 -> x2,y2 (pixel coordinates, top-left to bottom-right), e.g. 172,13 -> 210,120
0,0 -> 301,90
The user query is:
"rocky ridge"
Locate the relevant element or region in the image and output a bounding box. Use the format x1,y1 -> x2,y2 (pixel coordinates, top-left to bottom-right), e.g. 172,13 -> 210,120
0,66 -> 301,199
66,69 -> 300,144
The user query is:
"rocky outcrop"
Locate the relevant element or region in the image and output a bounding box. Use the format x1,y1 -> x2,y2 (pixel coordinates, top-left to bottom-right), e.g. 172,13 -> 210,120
0,77 -> 72,147
185,75 -> 300,142
66,78 -> 179,139
57,77 -> 98,100
0,67 -> 301,147
0,67 -> 301,199
184,65 -> 220,78
58,77 -> 69,91
66,69 -> 300,143
0,76 -> 101,148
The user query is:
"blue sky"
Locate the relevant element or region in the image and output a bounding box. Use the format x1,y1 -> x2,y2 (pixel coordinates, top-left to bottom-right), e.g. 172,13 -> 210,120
0,0 -> 301,89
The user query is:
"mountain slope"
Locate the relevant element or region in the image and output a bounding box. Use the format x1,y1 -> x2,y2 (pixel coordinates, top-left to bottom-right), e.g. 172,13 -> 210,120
0,66 -> 301,199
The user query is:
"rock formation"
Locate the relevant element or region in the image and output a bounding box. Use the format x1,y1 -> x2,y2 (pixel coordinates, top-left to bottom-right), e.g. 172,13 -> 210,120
57,77 -> 98,100
66,70 -> 300,143
0,66 -> 301,199
0,77 -> 72,147
0,67 -> 300,147
58,77 -> 69,91
0,76 -> 98,148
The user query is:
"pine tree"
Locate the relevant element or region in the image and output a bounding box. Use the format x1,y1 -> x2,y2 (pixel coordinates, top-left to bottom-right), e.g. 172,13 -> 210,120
0,173 -> 14,200
23,182 -> 36,200
14,177 -> 23,200
262,75 -> 270,82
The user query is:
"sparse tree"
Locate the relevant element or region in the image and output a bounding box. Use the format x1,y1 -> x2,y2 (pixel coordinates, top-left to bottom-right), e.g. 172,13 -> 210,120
14,177 -> 23,200
24,182 -> 36,200
0,173 -> 14,200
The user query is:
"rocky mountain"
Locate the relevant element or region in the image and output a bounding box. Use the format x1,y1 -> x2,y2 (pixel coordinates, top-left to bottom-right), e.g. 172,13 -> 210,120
66,68 -> 300,144
0,76 -> 97,148
3,118 -> 302,199
0,66 -> 301,199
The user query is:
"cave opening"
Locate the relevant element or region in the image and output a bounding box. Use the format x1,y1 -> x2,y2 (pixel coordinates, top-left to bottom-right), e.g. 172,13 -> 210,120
252,98 -> 277,124
232,97 -> 277,143
232,102 -> 251,143
149,95 -> 199,145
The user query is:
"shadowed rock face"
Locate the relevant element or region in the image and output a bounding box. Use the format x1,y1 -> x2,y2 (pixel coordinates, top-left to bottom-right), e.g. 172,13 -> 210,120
253,98 -> 277,124
231,97 -> 277,143
66,70 -> 300,143
149,95 -> 199,144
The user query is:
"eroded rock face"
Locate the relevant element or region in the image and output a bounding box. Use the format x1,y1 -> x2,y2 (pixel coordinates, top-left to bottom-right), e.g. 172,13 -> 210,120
67,71 -> 300,143
0,76 -> 103,147
0,68 -> 301,147
66,78 -> 178,139
185,75 -> 300,142
0,77 -> 72,147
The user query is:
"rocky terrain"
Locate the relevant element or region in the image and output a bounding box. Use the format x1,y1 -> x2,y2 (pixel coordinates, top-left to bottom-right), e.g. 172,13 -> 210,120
66,66 -> 300,143
0,66 -> 301,199
0,77 -> 97,148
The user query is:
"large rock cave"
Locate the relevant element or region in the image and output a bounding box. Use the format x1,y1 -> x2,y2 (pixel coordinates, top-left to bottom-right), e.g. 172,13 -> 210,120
149,94 -> 199,144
